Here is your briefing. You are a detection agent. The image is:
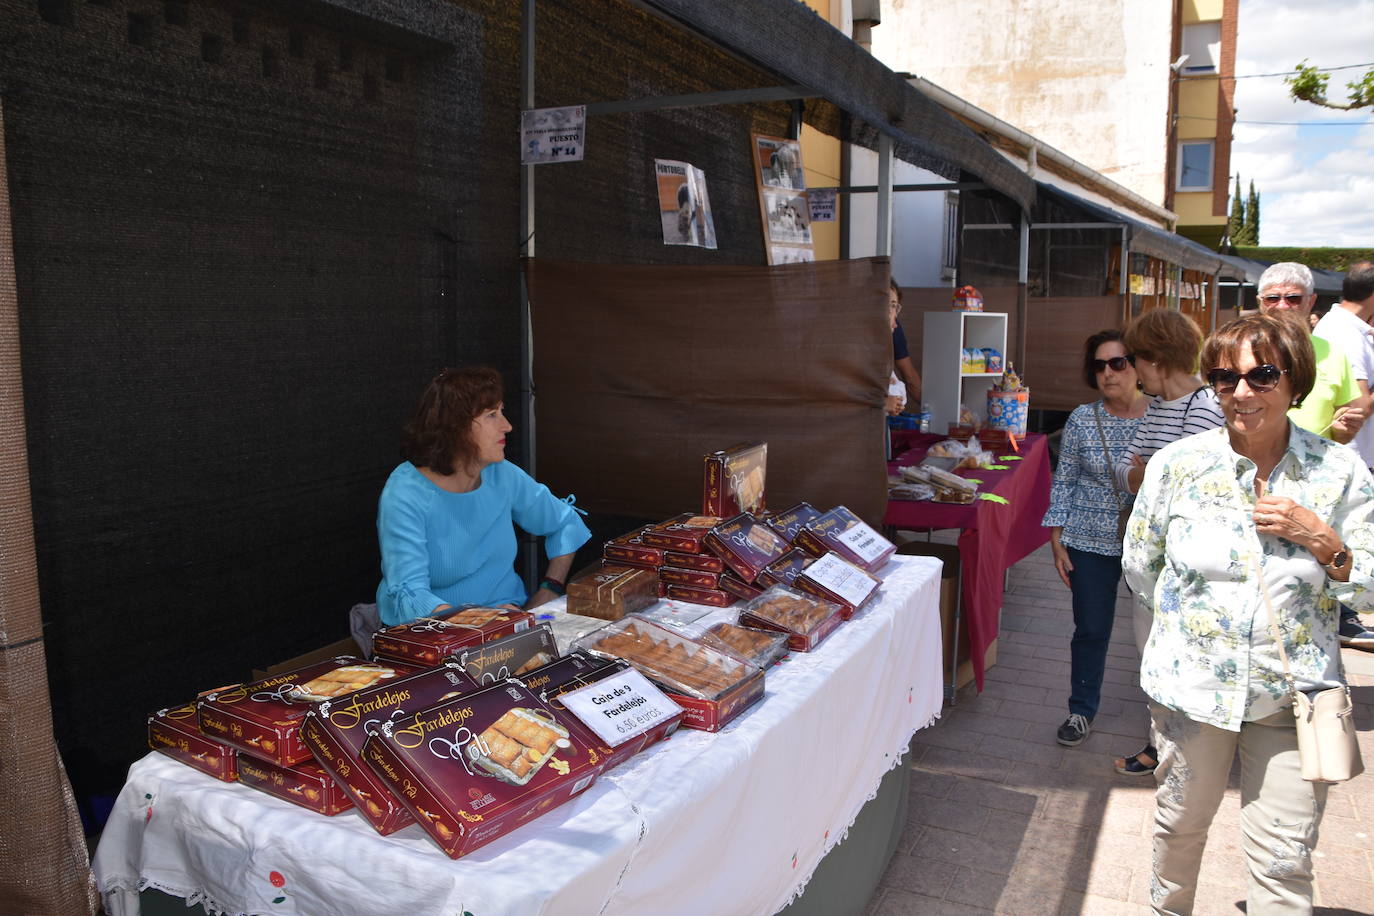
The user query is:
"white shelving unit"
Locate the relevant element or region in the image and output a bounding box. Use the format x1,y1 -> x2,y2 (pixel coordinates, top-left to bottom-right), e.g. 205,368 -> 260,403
920,311 -> 1009,435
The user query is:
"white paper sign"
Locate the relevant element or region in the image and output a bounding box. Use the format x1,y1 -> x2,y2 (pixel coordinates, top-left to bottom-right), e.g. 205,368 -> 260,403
802,552 -> 877,608
809,189 -> 836,222
558,668 -> 683,747
521,105 -> 586,164
837,521 -> 893,565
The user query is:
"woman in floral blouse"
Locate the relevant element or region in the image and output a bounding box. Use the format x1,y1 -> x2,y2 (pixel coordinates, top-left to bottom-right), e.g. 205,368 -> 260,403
1042,330 -> 1147,748
1123,312 -> 1374,914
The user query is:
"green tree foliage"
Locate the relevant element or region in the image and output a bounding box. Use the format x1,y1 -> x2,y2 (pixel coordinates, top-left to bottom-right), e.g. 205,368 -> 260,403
1286,61 -> 1374,110
1244,180 -> 1260,247
1236,247 -> 1374,272
1228,175 -> 1245,243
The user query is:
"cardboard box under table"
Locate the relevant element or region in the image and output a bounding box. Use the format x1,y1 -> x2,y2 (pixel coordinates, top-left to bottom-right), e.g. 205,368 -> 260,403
93,555 -> 947,916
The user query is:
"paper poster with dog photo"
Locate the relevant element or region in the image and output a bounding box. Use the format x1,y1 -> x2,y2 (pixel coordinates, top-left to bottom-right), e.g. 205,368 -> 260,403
751,134 -> 815,265
654,159 -> 717,249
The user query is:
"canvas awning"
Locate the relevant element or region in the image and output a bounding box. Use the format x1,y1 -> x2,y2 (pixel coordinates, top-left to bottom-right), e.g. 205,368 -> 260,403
1035,183 -> 1227,274
624,0 -> 1037,210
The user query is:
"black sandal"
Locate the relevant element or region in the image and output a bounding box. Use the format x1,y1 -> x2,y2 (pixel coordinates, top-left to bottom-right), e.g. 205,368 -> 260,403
1114,744 -> 1157,776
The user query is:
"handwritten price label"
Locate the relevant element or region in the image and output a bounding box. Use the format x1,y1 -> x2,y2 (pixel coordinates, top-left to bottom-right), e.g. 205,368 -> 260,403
558,669 -> 682,747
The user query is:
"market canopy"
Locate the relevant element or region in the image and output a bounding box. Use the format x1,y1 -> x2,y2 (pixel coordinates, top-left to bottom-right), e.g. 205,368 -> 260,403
608,0 -> 1037,211
1035,183 -> 1228,275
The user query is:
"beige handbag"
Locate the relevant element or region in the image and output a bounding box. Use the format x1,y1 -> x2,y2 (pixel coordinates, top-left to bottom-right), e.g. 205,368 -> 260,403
1254,556 -> 1364,783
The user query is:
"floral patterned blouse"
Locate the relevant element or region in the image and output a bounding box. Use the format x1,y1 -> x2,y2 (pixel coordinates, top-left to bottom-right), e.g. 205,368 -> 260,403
1122,424 -> 1374,730
1042,401 -> 1142,556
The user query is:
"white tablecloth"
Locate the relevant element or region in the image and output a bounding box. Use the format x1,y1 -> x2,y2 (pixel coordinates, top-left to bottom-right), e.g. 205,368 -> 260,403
94,556 -> 943,916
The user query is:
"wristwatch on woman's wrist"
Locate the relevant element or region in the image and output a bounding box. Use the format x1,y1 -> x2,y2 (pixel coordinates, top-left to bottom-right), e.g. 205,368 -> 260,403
538,576 -> 566,596
1324,544 -> 1351,573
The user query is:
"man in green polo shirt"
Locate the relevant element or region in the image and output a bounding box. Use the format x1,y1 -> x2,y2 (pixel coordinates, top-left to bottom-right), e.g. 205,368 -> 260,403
1256,261 -> 1372,649
1256,262 -> 1364,443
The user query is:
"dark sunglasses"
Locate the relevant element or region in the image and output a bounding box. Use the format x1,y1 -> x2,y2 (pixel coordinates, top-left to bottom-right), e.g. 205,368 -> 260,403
1091,355 -> 1135,373
1206,364 -> 1288,393
1260,293 -> 1306,306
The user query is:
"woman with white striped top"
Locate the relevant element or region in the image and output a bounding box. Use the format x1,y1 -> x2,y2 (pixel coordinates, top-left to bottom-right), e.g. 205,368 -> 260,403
1112,308 -> 1225,777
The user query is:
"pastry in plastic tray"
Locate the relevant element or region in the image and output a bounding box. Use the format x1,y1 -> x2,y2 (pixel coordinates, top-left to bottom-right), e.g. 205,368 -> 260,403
576,617 -> 758,701
736,586 -> 844,652
700,622 -> 790,669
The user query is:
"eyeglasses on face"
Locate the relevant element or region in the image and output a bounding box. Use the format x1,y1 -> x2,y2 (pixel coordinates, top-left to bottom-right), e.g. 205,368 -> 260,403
1206,364 -> 1288,393
1091,355 -> 1135,373
1259,293 -> 1306,306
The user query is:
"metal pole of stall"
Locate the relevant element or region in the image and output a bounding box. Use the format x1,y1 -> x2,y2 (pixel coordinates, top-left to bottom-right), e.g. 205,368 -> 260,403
518,0 -> 539,590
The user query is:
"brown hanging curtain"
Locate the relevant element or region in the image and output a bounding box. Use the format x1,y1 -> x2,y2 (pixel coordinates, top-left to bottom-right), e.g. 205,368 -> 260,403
527,257 -> 891,526
0,99 -> 98,915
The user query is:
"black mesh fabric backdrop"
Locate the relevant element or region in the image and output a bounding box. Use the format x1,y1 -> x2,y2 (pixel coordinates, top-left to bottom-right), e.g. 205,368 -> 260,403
0,0 -> 518,807
2,0 -> 1012,815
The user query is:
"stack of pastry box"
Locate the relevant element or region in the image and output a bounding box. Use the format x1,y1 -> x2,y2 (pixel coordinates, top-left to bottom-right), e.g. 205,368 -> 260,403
146,606 -> 686,859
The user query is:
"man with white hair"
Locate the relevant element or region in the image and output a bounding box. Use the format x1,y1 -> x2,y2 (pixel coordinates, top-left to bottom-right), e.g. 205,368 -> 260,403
1255,262 -> 1364,444
1257,262 -> 1372,650
1312,261 -> 1374,649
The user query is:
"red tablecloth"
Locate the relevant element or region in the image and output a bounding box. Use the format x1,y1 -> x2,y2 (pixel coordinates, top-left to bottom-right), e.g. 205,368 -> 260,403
883,432 -> 1052,688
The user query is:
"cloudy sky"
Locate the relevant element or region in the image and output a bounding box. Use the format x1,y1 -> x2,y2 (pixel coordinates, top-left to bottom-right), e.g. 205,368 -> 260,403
1230,0 -> 1374,246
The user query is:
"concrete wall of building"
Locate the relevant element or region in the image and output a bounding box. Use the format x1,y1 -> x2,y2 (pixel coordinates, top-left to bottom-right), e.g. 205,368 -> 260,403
870,0 -> 1173,206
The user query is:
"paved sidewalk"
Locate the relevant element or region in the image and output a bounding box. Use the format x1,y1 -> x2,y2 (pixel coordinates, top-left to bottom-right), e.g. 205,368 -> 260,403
867,541 -> 1374,915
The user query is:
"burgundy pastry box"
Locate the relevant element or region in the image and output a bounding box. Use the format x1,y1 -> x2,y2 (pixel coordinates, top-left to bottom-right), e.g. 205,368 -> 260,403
794,551 -> 884,619
737,586 -> 845,652
664,583 -> 737,607
663,549 -> 725,572
757,548 -> 814,588
640,513 -> 721,553
198,657 -> 412,767
765,501 -> 823,542
363,682 -> 607,859
300,662 -> 480,836
603,526 -> 666,569
574,617 -> 764,732
372,607 -> 534,667
236,755 -> 354,816
456,625 -> 559,686
703,512 -> 790,583
566,561 -> 659,620
793,506 -> 896,572
148,702 -> 238,782
527,653 -> 685,770
720,573 -> 766,601
659,566 -> 722,588
702,441 -> 768,517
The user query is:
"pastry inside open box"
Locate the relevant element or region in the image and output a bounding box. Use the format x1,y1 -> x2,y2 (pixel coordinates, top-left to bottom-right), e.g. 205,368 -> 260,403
466,707 -> 572,786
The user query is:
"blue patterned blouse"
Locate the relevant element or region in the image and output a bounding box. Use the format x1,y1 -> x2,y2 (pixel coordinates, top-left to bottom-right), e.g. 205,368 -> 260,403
1042,400 -> 1143,556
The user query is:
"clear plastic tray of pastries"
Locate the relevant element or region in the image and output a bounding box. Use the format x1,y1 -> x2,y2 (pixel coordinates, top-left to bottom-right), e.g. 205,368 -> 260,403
736,585 -> 845,652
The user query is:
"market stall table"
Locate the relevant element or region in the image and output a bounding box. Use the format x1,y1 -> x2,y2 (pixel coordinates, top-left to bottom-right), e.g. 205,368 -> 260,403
883,432 -> 1052,689
94,557 -> 942,916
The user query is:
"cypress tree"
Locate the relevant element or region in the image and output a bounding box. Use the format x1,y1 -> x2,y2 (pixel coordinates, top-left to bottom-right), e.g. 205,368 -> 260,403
1245,180 -> 1260,246
1228,175 -> 1245,244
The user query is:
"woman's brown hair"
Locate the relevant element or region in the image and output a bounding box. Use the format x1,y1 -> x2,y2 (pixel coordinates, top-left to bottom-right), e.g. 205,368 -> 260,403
1122,308 -> 1203,375
401,367 -> 504,475
1201,312 -> 1316,407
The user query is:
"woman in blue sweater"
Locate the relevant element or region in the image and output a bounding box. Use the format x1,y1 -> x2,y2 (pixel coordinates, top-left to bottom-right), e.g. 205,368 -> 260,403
375,367 -> 591,626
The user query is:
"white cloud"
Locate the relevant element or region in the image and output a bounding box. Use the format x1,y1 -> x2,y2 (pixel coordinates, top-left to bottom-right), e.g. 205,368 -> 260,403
1230,0 -> 1374,245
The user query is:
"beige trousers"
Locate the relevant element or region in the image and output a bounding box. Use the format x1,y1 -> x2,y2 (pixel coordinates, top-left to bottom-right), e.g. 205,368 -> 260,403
1149,702 -> 1328,915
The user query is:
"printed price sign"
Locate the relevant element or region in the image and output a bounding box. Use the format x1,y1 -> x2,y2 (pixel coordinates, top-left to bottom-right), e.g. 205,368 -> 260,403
802,553 -> 878,608
837,520 -> 892,565
521,105 -> 586,164
809,189 -> 836,222
558,668 -> 683,747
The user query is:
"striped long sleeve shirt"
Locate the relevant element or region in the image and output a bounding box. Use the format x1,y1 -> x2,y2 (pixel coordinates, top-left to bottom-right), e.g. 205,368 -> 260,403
1113,386 -> 1226,492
